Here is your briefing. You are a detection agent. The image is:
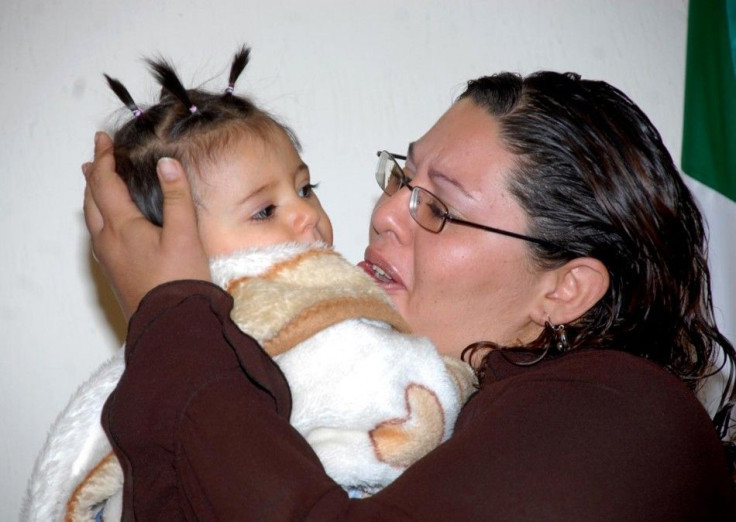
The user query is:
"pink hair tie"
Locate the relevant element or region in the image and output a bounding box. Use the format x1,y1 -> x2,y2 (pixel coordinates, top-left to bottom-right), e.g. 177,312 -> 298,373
225,84 -> 235,94
132,108 -> 143,118
189,105 -> 198,114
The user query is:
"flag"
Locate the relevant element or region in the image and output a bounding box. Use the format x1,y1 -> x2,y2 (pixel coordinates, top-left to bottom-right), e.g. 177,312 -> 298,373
682,0 -> 736,414
682,0 -> 736,342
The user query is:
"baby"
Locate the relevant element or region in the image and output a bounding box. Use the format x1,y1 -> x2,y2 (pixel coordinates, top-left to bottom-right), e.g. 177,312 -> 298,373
23,47 -> 476,521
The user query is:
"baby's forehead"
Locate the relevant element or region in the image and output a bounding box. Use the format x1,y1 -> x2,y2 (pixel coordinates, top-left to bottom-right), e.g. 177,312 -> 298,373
223,123 -> 300,159
190,126 -> 304,199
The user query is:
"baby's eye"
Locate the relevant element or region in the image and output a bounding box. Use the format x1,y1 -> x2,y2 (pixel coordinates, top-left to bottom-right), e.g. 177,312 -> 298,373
298,183 -> 319,198
252,205 -> 276,221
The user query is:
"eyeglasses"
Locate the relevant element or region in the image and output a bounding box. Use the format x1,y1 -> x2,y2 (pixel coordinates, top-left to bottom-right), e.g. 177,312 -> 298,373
375,151 -> 567,251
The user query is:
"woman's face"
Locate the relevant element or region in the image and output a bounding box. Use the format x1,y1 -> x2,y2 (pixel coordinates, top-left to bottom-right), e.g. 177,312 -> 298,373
364,99 -> 548,357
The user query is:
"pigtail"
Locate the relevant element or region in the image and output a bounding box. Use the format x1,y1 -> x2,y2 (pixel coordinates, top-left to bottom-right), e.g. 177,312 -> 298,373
225,45 -> 251,95
147,58 -> 198,114
104,74 -> 143,118
105,44 -> 289,228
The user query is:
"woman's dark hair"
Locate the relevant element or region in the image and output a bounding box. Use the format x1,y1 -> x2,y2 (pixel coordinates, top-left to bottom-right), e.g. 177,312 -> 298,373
459,71 -> 735,443
105,45 -> 299,226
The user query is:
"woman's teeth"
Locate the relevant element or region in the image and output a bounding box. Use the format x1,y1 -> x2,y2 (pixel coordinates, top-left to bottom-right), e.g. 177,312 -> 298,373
372,264 -> 393,282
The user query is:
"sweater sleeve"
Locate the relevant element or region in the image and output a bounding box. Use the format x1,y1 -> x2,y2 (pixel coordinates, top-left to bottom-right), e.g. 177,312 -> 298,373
102,280 -> 297,519
102,281 -> 412,520
103,282 -> 736,521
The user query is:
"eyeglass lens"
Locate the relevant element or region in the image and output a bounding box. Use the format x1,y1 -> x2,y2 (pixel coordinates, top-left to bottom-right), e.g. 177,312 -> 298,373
378,152 -> 446,233
410,188 -> 446,233
377,153 -> 402,195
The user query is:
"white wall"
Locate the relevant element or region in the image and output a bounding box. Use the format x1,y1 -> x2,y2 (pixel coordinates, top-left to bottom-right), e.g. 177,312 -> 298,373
1,0 -> 689,519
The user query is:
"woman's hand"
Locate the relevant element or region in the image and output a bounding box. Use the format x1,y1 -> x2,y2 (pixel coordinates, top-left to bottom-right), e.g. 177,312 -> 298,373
83,132 -> 210,320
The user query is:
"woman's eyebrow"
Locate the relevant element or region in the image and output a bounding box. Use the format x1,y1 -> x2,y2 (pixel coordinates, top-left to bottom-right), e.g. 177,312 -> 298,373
431,170 -> 476,201
407,142 -> 475,200
406,143 -> 416,163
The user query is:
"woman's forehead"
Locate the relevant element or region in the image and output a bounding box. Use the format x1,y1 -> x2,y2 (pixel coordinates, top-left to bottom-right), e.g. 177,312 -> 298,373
411,101 -> 516,196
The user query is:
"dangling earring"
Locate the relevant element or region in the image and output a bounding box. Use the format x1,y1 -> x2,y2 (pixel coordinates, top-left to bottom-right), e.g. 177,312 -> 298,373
545,319 -> 569,352
500,318 -> 567,367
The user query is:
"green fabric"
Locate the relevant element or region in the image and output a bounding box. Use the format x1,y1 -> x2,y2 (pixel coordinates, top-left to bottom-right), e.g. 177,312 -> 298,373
682,0 -> 736,202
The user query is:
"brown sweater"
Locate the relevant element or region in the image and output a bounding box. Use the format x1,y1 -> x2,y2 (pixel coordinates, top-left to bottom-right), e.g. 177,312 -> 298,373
102,281 -> 736,521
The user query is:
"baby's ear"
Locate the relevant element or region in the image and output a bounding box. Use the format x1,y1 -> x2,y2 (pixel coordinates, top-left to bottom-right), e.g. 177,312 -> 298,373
533,257 -> 609,326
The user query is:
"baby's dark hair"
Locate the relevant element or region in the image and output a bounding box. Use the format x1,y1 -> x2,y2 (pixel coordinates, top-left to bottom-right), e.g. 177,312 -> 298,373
105,45 -> 300,226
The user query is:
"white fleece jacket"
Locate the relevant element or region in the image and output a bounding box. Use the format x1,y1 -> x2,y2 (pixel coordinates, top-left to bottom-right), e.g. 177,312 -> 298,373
22,243 -> 476,520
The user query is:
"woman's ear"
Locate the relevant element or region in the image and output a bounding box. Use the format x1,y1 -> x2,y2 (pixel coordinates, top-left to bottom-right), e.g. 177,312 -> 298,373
533,257 -> 610,326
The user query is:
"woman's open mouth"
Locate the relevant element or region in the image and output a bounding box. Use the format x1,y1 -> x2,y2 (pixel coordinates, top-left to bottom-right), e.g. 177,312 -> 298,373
359,248 -> 405,290
359,261 -> 394,283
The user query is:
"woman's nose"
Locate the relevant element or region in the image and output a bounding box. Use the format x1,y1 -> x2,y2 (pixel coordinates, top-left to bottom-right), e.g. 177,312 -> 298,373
370,187 -> 413,244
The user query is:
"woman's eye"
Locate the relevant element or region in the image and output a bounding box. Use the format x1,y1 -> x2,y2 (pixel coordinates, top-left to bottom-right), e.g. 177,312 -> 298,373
252,205 -> 276,221
427,200 -> 446,219
403,164 -> 417,182
298,183 -> 319,198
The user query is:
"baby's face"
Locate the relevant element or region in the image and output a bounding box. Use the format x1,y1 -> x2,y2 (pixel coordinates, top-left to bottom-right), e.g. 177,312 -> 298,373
193,129 -> 333,258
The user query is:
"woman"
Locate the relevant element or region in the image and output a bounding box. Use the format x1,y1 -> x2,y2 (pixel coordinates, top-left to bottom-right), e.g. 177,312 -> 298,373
84,71 -> 736,520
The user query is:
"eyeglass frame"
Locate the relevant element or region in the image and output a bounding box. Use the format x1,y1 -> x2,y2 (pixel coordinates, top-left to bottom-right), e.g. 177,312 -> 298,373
375,151 -> 569,252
